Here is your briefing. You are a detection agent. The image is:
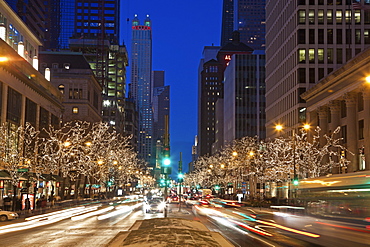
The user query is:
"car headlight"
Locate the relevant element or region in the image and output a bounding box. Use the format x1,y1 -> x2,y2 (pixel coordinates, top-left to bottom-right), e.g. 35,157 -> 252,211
9,213 -> 16,216
158,202 -> 166,209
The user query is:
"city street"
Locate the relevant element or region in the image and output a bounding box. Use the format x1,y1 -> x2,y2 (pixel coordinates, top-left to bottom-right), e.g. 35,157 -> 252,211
1,201 -> 369,247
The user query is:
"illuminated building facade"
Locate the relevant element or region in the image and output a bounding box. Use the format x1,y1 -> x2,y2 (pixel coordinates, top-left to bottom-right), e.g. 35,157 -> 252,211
0,1 -> 63,201
265,0 -> 370,139
302,47 -> 370,173
68,0 -> 127,133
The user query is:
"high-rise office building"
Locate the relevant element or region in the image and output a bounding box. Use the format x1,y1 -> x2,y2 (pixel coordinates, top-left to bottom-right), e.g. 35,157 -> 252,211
221,0 -> 265,50
198,58 -> 224,156
152,71 -> 170,176
130,15 -> 153,164
152,71 -> 170,146
66,0 -> 127,133
198,32 -> 255,156
265,0 -> 370,138
223,52 -> 266,142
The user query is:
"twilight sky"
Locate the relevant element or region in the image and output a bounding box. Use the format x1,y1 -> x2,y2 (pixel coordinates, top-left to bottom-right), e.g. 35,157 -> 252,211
120,0 -> 223,175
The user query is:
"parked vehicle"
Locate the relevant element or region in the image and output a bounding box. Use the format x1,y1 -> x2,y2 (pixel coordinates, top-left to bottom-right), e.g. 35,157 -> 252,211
0,210 -> 19,221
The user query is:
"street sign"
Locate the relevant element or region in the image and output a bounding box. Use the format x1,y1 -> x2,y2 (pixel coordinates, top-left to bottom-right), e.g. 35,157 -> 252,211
18,168 -> 28,172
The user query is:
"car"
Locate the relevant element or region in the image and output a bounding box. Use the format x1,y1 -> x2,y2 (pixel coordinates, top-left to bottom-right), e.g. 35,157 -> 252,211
168,195 -> 179,203
144,199 -> 166,213
0,210 -> 19,221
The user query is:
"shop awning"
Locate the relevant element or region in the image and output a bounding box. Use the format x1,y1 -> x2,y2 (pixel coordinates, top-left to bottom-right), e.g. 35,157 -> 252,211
41,174 -> 64,182
0,170 -> 11,180
0,170 -> 27,180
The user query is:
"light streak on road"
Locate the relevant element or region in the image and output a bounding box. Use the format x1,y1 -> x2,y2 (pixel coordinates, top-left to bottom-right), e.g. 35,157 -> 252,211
71,206 -> 114,221
228,218 -> 273,237
97,203 -> 142,220
316,221 -> 370,233
256,219 -> 320,238
25,206 -> 89,221
209,216 -> 276,247
0,206 -> 94,234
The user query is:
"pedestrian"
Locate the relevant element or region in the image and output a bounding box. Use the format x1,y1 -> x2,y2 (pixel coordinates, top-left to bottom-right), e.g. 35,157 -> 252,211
41,196 -> 47,213
0,197 -> 3,210
36,197 -> 41,211
25,198 -> 31,213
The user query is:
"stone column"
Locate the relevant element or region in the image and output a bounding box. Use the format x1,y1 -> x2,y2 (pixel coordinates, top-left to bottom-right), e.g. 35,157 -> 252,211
329,100 -> 341,174
344,92 -> 358,172
317,106 -> 329,147
362,89 -> 370,171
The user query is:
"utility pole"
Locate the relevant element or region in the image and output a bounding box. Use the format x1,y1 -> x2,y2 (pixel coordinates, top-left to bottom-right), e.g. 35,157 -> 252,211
162,115 -> 171,217
178,152 -> 183,212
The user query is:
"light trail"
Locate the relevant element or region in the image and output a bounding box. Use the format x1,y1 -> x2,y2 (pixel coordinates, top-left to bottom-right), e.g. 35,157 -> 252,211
256,219 -> 320,238
97,203 -> 142,220
71,206 -> 113,221
316,221 -> 370,233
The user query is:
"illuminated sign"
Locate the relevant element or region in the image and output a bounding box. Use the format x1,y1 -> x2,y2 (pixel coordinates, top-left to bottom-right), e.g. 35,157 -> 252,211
224,55 -> 232,66
132,26 -> 151,30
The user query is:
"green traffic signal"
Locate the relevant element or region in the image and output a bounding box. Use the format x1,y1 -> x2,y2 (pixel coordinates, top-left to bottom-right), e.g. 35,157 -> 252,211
293,178 -> 299,186
163,158 -> 171,166
178,173 -> 183,179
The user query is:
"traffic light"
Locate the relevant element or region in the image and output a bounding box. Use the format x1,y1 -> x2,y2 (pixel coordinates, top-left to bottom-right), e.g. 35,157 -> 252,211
161,146 -> 172,175
178,173 -> 183,183
159,178 -> 166,187
163,158 -> 171,166
214,185 -> 220,190
293,177 -> 299,186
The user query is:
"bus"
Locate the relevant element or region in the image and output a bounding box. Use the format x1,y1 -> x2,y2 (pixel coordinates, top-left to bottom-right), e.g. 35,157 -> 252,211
296,171 -> 370,218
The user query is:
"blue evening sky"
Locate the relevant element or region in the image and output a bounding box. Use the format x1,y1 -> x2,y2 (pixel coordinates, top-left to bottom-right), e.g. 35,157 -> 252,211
120,0 -> 223,175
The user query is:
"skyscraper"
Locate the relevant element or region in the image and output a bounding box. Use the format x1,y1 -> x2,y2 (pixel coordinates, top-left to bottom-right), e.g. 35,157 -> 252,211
265,0 -> 370,138
152,71 -> 170,176
198,58 -> 224,156
67,0 -> 128,133
130,15 -> 153,164
221,0 -> 266,50
223,52 -> 266,142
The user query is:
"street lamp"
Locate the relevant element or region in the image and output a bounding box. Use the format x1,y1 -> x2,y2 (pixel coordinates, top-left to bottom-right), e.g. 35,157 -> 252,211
275,124 -> 310,199
366,76 -> 370,83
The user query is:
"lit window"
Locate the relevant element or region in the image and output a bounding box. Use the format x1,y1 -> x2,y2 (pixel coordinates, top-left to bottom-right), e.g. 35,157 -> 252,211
58,84 -> 65,94
72,107 -> 79,114
309,49 -> 315,63
299,49 -> 306,63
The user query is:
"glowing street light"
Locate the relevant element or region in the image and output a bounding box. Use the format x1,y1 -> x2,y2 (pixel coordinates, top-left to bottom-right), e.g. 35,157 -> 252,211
275,124 -> 283,131
366,76 -> 370,84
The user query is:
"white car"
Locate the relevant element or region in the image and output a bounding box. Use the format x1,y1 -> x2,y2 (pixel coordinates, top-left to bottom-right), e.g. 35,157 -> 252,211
0,210 -> 19,221
144,199 -> 166,213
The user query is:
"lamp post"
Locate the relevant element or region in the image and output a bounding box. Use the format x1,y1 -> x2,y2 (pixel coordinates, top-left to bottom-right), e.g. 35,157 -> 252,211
275,124 -> 310,202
